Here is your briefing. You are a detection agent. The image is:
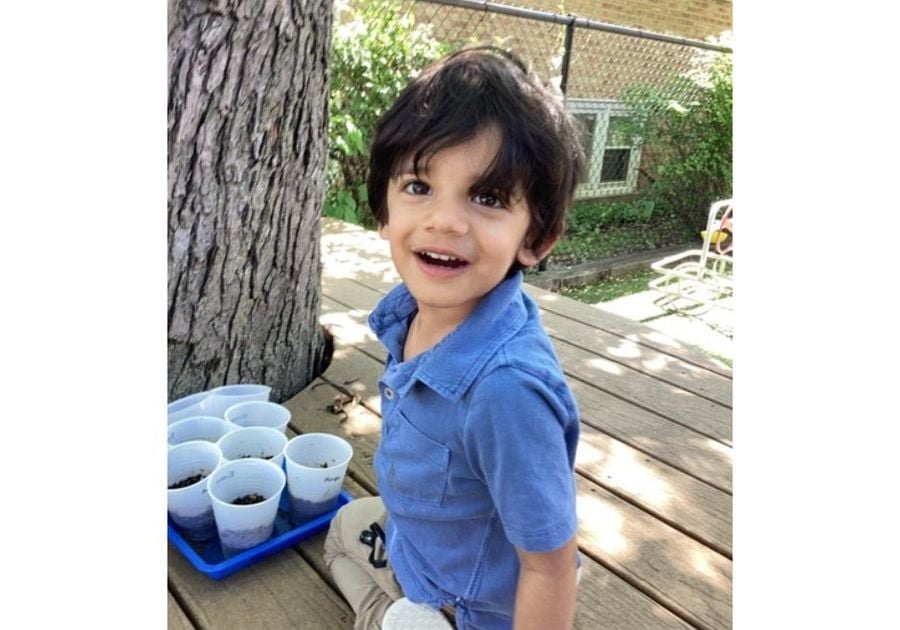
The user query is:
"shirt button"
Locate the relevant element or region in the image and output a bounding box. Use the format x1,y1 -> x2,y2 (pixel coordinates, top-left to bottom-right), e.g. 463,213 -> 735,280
384,387 -> 395,400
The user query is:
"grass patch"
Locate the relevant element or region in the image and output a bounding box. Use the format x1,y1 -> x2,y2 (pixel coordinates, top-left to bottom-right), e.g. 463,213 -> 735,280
707,352 -> 733,369
560,269 -> 659,304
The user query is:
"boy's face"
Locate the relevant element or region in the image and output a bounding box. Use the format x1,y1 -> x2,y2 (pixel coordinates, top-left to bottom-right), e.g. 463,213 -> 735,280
379,127 -> 545,325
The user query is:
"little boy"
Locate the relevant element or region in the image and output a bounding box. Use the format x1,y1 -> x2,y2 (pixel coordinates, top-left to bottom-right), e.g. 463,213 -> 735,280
323,46 -> 585,630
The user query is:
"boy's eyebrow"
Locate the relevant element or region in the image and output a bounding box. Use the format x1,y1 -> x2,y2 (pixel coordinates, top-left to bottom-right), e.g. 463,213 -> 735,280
393,161 -> 427,178
391,164 -> 519,199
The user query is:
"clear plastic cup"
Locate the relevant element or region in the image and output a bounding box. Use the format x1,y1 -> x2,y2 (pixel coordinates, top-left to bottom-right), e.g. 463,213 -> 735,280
224,401 -> 291,434
168,391 -> 211,425
167,416 -> 233,448
206,458 -> 286,558
205,384 -> 272,418
167,441 -> 223,541
218,426 -> 288,469
284,433 -> 353,524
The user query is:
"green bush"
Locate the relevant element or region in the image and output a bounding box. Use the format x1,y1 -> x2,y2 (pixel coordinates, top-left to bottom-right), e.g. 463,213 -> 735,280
325,0 -> 449,225
565,199 -> 659,235
547,197 -> 695,267
622,37 -> 732,229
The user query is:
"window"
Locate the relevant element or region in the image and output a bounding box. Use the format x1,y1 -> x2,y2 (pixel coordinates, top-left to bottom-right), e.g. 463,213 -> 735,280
567,100 -> 642,198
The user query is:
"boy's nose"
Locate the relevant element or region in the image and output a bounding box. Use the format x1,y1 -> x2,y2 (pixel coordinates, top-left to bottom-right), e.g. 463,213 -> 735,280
423,198 -> 469,235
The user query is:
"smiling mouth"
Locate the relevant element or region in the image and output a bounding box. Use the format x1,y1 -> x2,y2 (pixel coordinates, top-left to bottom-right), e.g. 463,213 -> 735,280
415,250 -> 469,269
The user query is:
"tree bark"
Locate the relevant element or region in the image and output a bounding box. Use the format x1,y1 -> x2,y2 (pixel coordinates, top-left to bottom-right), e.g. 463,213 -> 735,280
168,0 -> 334,402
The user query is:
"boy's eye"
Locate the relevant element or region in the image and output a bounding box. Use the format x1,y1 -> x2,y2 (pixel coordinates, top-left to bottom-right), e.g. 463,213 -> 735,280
473,192 -> 505,208
402,180 -> 430,196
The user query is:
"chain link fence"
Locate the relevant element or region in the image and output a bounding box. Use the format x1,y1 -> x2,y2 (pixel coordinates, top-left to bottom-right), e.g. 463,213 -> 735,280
328,0 -> 732,266
406,0 -> 731,201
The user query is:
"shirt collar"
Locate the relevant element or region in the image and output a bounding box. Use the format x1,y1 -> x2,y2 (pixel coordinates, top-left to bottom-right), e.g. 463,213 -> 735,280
368,272 -> 529,401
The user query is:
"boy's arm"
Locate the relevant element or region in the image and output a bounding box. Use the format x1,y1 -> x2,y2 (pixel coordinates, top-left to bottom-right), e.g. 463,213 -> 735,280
513,535 -> 579,630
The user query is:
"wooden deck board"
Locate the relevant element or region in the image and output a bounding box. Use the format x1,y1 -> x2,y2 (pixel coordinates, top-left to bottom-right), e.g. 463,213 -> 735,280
168,543 -> 353,629
168,591 -> 195,630
538,308 -> 733,407
576,424 -> 732,556
569,380 -> 732,494
552,340 -> 732,444
523,284 -> 733,379
575,477 -> 731,630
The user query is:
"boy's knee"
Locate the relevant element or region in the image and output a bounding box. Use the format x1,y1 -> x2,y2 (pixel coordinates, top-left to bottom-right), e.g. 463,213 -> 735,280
323,501 -> 354,562
324,496 -> 385,564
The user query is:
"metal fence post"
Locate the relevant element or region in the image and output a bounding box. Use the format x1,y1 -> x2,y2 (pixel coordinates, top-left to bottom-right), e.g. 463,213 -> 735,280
559,14 -> 576,96
539,14 -> 577,272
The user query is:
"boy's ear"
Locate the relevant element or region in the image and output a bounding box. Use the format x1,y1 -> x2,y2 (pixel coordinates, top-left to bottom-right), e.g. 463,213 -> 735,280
516,234 -> 560,268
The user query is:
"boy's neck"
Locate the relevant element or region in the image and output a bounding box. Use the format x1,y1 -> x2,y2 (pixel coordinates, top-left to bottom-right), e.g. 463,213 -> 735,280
403,302 -> 475,362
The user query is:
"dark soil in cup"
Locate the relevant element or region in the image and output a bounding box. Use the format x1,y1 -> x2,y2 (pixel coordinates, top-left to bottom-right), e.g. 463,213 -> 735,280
238,454 -> 274,460
168,471 -> 208,490
232,493 -> 267,505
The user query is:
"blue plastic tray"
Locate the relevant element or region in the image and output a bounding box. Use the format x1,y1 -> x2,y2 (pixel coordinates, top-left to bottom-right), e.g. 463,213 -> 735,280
168,489 -> 352,580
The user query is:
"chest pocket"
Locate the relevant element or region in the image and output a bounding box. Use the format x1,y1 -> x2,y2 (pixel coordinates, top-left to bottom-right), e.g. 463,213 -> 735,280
381,410 -> 450,506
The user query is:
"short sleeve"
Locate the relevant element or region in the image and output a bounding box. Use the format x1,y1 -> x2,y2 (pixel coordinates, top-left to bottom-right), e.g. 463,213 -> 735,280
462,367 -> 578,552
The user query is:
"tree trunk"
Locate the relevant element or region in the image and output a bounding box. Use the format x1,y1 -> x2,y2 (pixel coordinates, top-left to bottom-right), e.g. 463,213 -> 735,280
168,0 -> 334,403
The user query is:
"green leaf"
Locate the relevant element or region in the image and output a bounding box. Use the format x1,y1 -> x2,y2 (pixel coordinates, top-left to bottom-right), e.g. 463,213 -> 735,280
326,0 -> 445,227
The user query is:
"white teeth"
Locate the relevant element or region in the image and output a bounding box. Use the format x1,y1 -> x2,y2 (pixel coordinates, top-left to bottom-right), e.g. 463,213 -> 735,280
422,251 -> 461,262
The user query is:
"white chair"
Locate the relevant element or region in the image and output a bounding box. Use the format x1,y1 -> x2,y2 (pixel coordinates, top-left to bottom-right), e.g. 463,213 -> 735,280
648,198 -> 733,311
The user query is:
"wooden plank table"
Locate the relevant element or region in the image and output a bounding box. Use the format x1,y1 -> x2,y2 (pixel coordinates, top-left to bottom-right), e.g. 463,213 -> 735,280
168,218 -> 732,629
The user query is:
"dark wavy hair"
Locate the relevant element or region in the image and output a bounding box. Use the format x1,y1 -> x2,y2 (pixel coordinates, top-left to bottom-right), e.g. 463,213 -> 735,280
366,46 -> 585,272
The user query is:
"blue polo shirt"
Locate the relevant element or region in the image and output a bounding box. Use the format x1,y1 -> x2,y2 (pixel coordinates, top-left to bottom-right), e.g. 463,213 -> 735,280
369,272 -> 580,630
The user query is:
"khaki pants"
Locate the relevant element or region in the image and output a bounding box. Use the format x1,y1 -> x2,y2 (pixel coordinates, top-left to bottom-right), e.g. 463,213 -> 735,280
324,498 -> 579,629
323,496 -> 405,630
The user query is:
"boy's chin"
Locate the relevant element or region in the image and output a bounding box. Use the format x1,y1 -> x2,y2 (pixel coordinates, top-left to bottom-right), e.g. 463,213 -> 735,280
406,285 -> 486,312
